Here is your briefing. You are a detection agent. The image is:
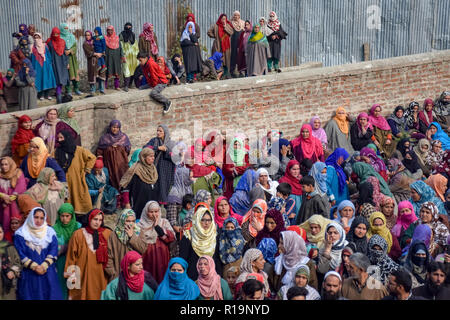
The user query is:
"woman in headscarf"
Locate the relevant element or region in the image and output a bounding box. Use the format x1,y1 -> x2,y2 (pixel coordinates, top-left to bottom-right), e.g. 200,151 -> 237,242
324,107 -> 354,153
346,216 -> 370,254
326,148 -> 350,205
168,53 -> 185,84
237,20 -> 252,76
53,203 -> 80,299
274,230 -> 318,293
404,101 -> 428,135
20,137 -> 66,188
414,138 -> 432,177
208,14 -> 234,78
427,122 -> 450,151
14,58 -> 37,110
291,124 -> 324,164
419,98 -> 436,129
55,130 -> 96,215
14,207 -> 62,300
425,173 -> 448,202
137,201 -> 175,284
0,157 -> 27,234
154,257 -> 200,300
30,32 -> 56,101
46,27 -> 69,103
409,180 -> 446,216
184,13 -> 201,38
277,263 -> 321,300
201,52 -> 224,80
255,208 -> 286,247
249,168 -> 278,204
310,116 -> 328,151
120,148 -> 159,219
229,11 -> 246,77
24,167 -> 68,226
59,23 -> 81,96
58,105 -> 81,146
380,196 -> 398,231
179,207 -> 222,280
434,91 -> 450,128
97,120 -> 131,191
214,196 -> 243,229
368,211 -> 401,261
368,104 -> 398,158
65,209 -> 111,300
355,181 -> 377,219
246,24 -> 270,76
401,224 -> 432,255
143,125 -> 176,204
0,222 -> 21,300
334,200 -> 356,233
105,25 -> 123,91
366,176 -> 387,210
350,112 -> 374,151
104,209 -> 142,282
101,250 -> 155,300
352,162 -> 394,198
256,237 -> 278,290
86,157 -> 119,214
83,29 -> 106,96
119,22 -> 139,92
139,23 -> 159,61
278,159 -> 303,216
33,107 -> 78,156
228,168 -> 257,216
241,199 -> 268,249
234,248 -> 270,299
308,162 -> 331,212
367,234 -> 399,285
12,24 -> 33,48
266,11 -> 287,73
391,201 -> 418,239
360,147 -> 388,181
219,217 -> 245,277
402,241 -> 430,289
317,222 -> 348,275
401,150 -> 424,180
195,255 -> 233,300
180,22 -> 203,84
299,214 -> 334,253
223,137 -> 250,199
11,115 -> 34,167
387,105 -> 409,139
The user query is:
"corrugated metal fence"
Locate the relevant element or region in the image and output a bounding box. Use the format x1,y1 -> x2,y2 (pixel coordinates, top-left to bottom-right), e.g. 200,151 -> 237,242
1,0 -> 449,70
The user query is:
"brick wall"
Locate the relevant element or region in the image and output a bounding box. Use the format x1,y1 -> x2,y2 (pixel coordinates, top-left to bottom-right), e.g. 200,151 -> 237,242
1,50 -> 449,157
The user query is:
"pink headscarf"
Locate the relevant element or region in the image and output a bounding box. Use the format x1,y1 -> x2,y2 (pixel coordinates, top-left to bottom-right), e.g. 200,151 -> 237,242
296,124 -> 324,159
393,201 -> 418,238
105,25 -> 120,49
366,176 -> 386,210
214,196 -> 243,228
120,251 -> 145,293
368,104 -> 391,131
140,23 -> 158,56
418,98 -> 435,127
196,256 -> 223,300
309,116 -> 328,146
356,112 -> 373,131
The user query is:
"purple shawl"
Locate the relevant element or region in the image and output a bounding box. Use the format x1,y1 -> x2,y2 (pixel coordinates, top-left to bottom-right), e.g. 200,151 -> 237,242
309,116 -> 328,146
255,209 -> 286,246
360,147 -> 386,173
97,120 -> 131,152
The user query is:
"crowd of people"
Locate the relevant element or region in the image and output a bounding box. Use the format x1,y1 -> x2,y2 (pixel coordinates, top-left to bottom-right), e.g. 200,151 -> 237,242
0,89 -> 450,300
0,11 -> 287,114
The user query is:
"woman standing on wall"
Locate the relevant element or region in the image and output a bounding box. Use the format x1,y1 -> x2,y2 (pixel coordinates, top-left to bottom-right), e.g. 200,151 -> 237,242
120,23 -> 139,92
208,14 -> 234,79
266,11 -> 287,73
60,23 -> 81,96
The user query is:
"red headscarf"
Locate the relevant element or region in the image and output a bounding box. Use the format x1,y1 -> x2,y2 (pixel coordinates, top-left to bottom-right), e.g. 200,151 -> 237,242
287,225 -> 307,242
418,98 -> 435,127
156,56 -> 171,76
298,124 -> 324,159
196,255 -> 223,300
120,251 -> 145,293
105,25 -> 120,49
278,159 -> 303,195
214,196 -> 243,228
46,27 -> 66,56
185,13 -> 196,27
84,209 -> 108,269
216,14 -> 232,52
11,115 -> 35,154
94,157 -> 104,169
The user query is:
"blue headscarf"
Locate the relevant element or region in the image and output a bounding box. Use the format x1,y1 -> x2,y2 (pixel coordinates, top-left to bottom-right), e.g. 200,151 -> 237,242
209,52 -> 223,71
309,162 -> 327,197
180,21 -> 195,42
154,257 -> 200,300
18,58 -> 36,82
94,26 -> 103,37
325,148 -> 349,193
409,180 -> 446,217
218,217 -> 245,264
257,238 -> 278,265
429,122 -> 450,151
229,169 -> 258,216
269,138 -> 291,160
335,200 -> 356,227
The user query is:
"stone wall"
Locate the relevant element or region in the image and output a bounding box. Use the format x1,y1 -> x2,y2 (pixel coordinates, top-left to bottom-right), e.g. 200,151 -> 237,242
1,51 -> 449,157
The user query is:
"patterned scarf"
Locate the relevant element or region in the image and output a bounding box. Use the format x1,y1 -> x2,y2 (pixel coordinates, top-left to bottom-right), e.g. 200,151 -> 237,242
114,209 -> 141,245
218,217 -> 245,264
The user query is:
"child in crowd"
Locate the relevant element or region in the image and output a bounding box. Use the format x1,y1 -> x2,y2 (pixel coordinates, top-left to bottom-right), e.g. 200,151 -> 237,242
296,176 -> 328,224
93,27 -> 107,73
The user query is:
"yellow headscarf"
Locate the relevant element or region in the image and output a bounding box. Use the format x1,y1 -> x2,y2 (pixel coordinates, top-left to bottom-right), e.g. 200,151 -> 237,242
367,211 -> 393,253
333,107 -> 349,136
185,207 -> 217,257
299,214 -> 334,247
27,137 -> 49,179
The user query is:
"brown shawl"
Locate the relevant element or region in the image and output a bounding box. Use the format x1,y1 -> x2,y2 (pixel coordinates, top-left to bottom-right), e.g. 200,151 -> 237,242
119,147 -> 158,188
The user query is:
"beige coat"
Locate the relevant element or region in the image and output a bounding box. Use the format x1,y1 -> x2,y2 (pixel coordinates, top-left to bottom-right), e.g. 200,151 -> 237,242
207,23 -> 234,69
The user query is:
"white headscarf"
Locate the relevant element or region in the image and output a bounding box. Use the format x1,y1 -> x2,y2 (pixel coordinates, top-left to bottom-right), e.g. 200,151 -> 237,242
15,207 -> 56,250
319,222 -> 348,270
256,168 -> 279,198
137,201 -> 174,245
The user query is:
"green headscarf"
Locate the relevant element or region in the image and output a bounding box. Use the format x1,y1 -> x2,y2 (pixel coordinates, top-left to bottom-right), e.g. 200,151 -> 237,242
248,24 -> 269,48
228,137 -> 246,167
59,23 -> 76,49
129,148 -> 142,167
59,105 -> 81,134
114,209 -> 141,244
352,162 -> 394,198
53,203 -> 79,244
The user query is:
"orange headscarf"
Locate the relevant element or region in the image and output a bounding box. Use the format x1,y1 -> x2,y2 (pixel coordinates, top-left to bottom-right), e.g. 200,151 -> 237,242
0,156 -> 23,189
27,137 -> 49,179
242,199 -> 268,237
333,107 -> 350,136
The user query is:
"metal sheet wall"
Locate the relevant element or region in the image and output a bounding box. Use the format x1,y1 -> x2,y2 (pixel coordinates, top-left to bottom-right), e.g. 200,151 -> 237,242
0,0 -> 448,70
